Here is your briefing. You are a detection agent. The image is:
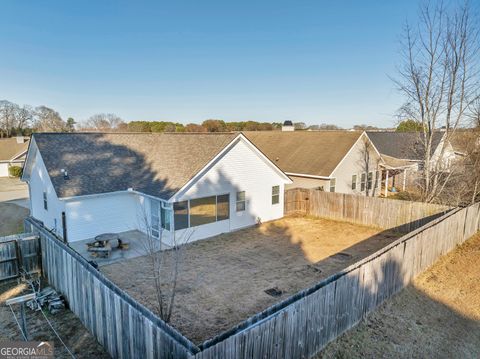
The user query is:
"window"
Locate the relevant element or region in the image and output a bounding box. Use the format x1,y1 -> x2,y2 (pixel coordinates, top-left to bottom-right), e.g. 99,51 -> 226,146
174,201 -> 189,230
160,204 -> 171,231
375,171 -> 380,188
43,192 -> 48,211
367,172 -> 373,190
150,199 -> 160,238
217,194 -> 230,221
271,186 -> 280,205
361,173 -> 366,191
190,196 -> 216,226
351,175 -> 357,190
236,191 -> 246,212
329,178 -> 336,192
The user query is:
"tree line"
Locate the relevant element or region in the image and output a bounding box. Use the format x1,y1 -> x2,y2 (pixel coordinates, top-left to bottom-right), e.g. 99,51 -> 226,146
0,101 -> 390,136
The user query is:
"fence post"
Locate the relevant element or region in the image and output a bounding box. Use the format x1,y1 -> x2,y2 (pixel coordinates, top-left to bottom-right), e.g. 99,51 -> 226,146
14,239 -> 23,274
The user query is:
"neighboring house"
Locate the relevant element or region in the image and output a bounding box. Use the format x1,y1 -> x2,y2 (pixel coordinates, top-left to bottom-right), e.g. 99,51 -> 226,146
21,133 -> 291,244
244,131 -> 383,196
0,136 -> 30,177
366,131 -> 456,194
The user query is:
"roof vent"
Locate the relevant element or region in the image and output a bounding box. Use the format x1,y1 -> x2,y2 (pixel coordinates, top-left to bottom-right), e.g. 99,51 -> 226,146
61,169 -> 69,180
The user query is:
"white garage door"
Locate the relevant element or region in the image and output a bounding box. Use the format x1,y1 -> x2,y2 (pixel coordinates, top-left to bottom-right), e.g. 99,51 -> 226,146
0,163 -> 9,177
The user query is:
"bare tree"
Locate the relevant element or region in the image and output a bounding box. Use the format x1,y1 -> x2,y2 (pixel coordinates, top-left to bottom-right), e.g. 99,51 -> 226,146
15,105 -> 33,133
137,205 -> 193,323
33,106 -> 67,132
83,113 -> 125,131
357,138 -> 381,196
394,2 -> 480,202
0,100 -> 17,137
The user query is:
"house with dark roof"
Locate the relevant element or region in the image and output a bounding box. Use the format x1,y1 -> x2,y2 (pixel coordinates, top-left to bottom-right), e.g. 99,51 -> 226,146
244,131 -> 384,196
0,136 -> 30,177
21,132 -> 291,243
366,131 -> 456,195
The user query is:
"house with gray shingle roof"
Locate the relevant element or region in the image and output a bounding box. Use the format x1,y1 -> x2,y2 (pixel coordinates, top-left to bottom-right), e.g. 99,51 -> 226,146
21,132 -> 291,243
366,131 -> 456,195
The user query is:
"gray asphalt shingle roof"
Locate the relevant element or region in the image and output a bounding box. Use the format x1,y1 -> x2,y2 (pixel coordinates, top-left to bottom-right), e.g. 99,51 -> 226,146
366,131 -> 444,160
33,132 -> 238,200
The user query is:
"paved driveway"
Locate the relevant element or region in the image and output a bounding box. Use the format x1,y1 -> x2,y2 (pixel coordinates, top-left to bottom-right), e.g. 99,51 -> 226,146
0,178 -> 29,207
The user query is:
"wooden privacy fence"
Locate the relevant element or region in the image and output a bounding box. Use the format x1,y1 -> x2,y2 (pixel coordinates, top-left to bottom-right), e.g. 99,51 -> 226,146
23,201 -> 479,359
24,217 -> 200,359
0,233 -> 41,281
285,188 -> 451,232
195,202 -> 480,359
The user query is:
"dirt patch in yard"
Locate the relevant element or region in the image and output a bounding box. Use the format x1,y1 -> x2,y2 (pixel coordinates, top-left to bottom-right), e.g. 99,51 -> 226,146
0,280 -> 109,359
319,233 -> 480,358
102,215 -> 403,344
0,202 -> 29,236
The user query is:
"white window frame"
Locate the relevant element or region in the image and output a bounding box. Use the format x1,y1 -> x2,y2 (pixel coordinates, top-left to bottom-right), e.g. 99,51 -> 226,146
271,185 -> 280,205
360,173 -> 366,192
236,191 -> 246,212
329,178 -> 336,192
367,171 -> 373,190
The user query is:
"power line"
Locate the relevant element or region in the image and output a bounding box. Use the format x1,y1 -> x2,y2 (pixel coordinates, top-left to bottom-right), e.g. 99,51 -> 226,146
34,298 -> 76,359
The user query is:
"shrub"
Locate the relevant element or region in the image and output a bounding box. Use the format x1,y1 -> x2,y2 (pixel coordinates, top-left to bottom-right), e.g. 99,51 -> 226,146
8,165 -> 23,178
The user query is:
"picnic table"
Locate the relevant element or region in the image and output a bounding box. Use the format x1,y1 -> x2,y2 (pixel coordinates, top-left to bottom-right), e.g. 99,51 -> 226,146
86,233 -> 129,258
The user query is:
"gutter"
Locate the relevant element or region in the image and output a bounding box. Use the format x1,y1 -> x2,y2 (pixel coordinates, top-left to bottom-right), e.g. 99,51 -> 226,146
285,172 -> 331,180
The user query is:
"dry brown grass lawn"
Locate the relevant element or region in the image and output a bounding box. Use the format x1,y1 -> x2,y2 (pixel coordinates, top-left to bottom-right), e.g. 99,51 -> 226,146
102,215 -> 402,344
0,203 -> 29,236
319,233 -> 480,358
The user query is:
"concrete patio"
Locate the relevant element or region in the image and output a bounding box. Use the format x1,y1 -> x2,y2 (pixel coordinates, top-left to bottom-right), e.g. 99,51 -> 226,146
69,230 -> 162,266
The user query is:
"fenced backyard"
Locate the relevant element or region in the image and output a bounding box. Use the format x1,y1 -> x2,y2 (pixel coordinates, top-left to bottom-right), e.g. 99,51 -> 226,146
19,191 -> 480,358
284,188 -> 450,232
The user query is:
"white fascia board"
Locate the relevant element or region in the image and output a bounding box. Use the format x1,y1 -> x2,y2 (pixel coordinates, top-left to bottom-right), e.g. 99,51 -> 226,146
60,189 -> 169,204
285,172 -> 331,180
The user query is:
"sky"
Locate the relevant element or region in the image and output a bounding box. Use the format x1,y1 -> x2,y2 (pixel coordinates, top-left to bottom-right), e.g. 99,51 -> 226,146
0,1 -> 427,128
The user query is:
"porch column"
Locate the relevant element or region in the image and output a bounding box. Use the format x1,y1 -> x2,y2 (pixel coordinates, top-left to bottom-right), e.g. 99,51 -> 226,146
385,170 -> 389,197
403,169 -> 407,191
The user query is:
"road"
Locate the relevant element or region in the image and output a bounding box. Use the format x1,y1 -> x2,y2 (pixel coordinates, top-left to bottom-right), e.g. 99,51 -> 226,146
0,177 -> 29,208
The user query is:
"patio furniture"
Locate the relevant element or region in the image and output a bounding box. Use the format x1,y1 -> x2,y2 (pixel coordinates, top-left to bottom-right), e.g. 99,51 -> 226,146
117,238 -> 130,250
86,233 -> 119,258
87,243 -> 112,258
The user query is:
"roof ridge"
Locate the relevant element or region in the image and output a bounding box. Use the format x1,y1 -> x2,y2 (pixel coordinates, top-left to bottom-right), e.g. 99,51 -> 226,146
33,131 -> 236,135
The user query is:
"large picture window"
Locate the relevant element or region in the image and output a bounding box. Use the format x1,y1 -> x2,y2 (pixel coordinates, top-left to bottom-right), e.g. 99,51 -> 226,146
161,204 -> 171,231
217,194 -> 230,221
190,196 -> 217,227
150,199 -> 160,238
174,201 -> 189,230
